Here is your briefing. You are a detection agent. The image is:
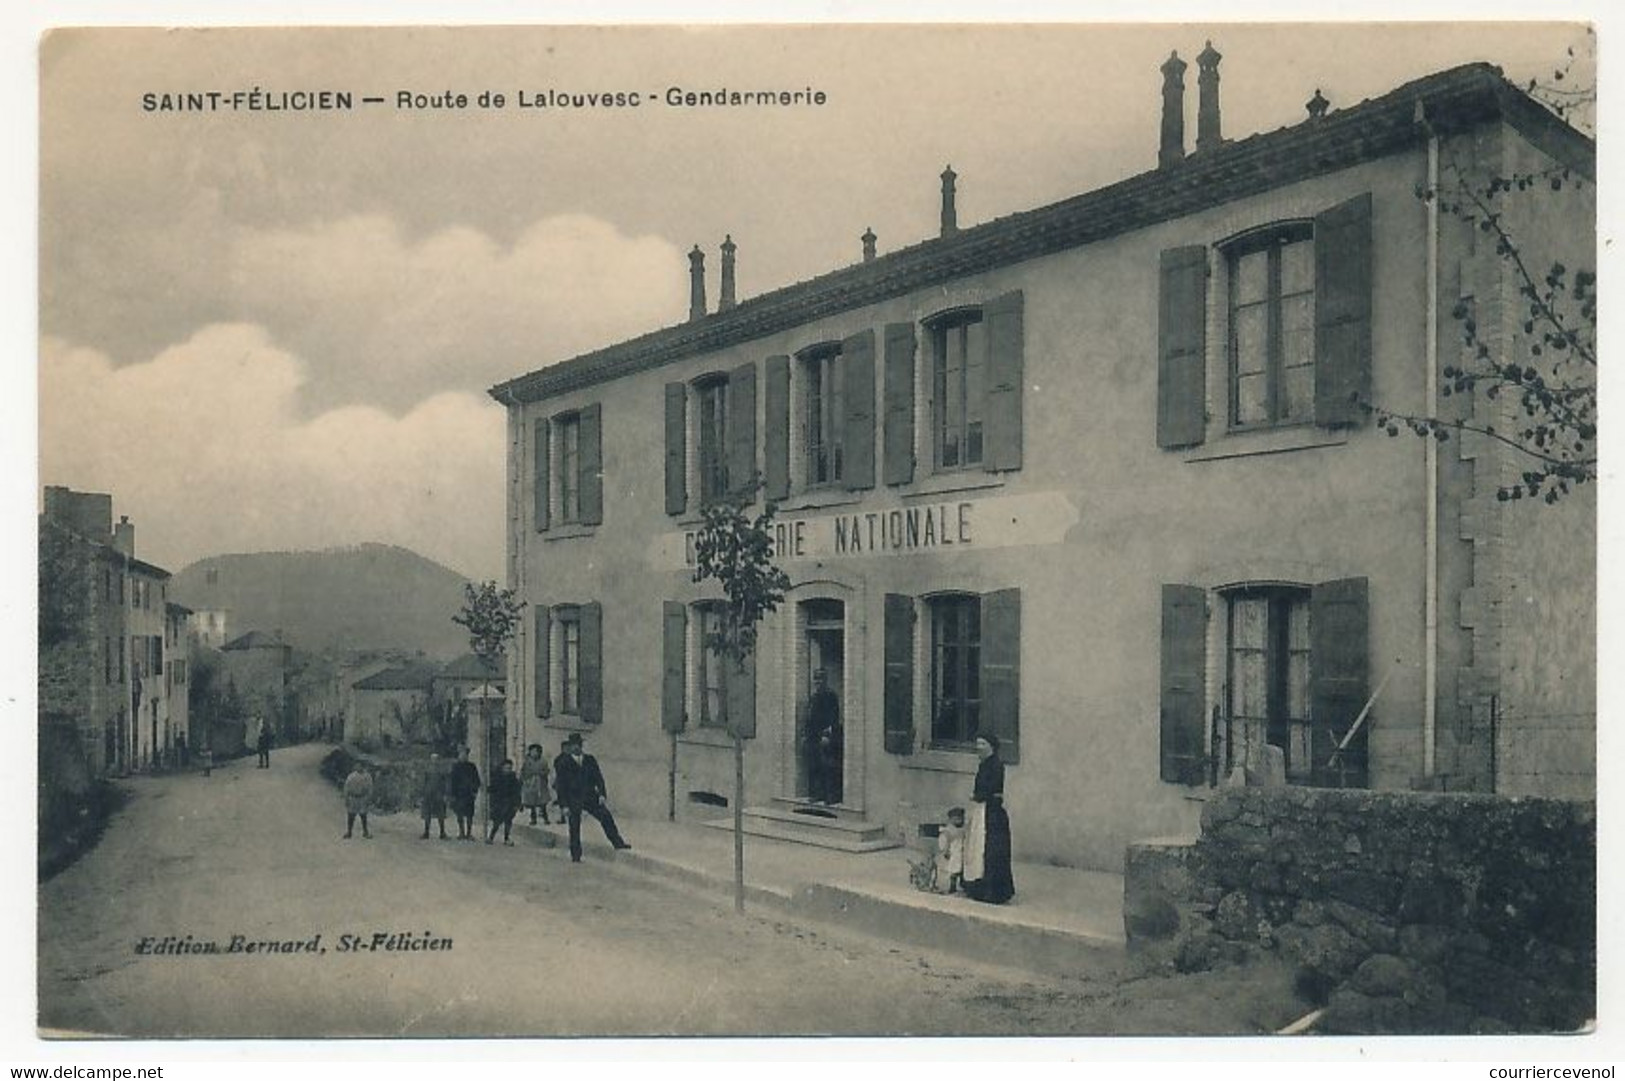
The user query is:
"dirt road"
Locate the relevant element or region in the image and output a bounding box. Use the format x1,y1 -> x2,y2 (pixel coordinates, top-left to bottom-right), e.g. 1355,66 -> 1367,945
38,744 -> 1302,1038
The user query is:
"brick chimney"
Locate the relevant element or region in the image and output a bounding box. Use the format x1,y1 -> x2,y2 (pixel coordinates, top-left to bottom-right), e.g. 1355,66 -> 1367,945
718,235 -> 737,312
861,227 -> 877,262
1196,41 -> 1222,153
940,166 -> 958,237
112,515 -> 135,557
688,245 -> 706,322
1159,50 -> 1187,169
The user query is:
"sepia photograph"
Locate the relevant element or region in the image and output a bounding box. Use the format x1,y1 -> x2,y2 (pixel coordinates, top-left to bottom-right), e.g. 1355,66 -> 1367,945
32,18 -> 1598,1044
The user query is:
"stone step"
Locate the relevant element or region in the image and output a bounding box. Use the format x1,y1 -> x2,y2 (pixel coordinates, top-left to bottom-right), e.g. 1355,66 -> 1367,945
701,807 -> 900,853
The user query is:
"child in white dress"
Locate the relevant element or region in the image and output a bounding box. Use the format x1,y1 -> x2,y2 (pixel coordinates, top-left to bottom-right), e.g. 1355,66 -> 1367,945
936,806 -> 967,894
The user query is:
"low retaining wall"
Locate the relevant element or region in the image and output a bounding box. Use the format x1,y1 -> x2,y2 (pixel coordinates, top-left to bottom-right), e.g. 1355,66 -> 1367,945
1124,787 -> 1595,1033
320,746 -> 437,814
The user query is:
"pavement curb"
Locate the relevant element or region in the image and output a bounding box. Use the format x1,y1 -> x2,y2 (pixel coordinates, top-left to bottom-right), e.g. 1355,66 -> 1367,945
517,821 -> 1125,978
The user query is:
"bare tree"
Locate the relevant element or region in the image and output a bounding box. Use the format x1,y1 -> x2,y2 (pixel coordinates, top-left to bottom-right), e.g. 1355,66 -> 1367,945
1364,90 -> 1594,505
690,486 -> 790,912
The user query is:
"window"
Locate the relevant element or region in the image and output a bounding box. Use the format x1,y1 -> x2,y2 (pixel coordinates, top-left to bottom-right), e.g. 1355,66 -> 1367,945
1226,586 -> 1313,782
929,594 -> 982,746
696,377 -> 729,503
118,573 -> 125,605
932,313 -> 986,470
173,659 -> 187,685
801,344 -> 844,486
556,413 -> 581,524
102,568 -> 111,603
696,603 -> 727,728
556,607 -> 581,713
118,635 -> 126,683
104,637 -> 113,684
1227,225 -> 1315,428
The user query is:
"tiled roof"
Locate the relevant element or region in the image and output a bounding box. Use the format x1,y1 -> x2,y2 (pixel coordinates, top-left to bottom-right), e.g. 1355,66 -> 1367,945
490,63 -> 1592,406
223,629 -> 289,651
353,665 -> 436,692
437,653 -> 506,681
127,557 -> 172,580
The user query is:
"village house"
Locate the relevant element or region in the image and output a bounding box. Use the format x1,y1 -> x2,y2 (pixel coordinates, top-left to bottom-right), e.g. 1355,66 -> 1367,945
487,56 -> 1594,871
39,487 -> 194,777
346,663 -> 436,746
434,653 -> 506,712
219,629 -> 292,739
187,608 -> 230,650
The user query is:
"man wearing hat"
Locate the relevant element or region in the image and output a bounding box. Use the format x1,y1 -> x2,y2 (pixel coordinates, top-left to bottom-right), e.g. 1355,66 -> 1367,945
552,733 -> 631,862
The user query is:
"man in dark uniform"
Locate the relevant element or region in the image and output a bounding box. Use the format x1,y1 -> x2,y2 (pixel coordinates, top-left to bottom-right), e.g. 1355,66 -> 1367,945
552,733 -> 631,862
806,669 -> 843,804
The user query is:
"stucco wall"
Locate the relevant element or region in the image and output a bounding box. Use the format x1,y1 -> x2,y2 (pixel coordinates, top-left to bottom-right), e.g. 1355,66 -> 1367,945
504,118 -> 1588,871
1490,126 -> 1596,798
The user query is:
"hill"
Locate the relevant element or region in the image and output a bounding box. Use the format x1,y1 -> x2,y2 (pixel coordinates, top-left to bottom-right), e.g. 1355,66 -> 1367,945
170,544 -> 473,656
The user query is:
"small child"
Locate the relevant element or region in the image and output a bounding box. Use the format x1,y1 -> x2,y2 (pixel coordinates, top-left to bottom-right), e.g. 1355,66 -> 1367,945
342,766 -> 374,840
936,806 -> 967,894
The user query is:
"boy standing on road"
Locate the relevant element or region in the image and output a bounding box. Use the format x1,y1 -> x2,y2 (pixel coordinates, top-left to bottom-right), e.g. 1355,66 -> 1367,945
342,765 -> 373,840
486,759 -> 522,846
419,752 -> 449,840
448,746 -> 481,840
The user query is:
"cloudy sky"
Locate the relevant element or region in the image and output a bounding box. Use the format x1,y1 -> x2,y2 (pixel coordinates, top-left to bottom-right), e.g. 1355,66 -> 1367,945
38,21 -> 1593,580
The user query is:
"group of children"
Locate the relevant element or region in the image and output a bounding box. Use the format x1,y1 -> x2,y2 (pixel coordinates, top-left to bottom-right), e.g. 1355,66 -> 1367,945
338,741 -> 563,846
909,805 -> 968,895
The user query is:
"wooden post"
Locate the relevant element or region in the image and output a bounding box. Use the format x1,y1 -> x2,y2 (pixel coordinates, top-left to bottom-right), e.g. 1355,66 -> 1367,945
733,733 -> 745,914
668,730 -> 677,822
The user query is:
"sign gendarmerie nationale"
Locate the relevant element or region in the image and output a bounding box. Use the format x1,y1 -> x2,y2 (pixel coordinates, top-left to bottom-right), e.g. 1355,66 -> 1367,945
657,491 -> 1079,568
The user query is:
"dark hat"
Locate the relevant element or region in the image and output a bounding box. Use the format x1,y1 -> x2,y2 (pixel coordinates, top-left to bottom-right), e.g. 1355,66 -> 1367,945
563,733 -> 584,747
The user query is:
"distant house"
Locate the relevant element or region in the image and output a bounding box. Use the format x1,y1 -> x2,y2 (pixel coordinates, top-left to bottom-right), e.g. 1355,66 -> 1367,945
165,602 -> 194,760
433,652 -> 506,707
348,664 -> 436,745
187,608 -> 230,649
38,486 -> 191,777
220,629 -> 293,739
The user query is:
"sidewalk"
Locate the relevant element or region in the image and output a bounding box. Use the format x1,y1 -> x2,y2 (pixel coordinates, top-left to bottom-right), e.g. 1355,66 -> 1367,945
514,812 -> 1127,978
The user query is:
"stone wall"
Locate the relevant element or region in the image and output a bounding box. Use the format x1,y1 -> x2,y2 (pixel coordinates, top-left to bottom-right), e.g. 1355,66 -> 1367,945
1124,786 -> 1594,1033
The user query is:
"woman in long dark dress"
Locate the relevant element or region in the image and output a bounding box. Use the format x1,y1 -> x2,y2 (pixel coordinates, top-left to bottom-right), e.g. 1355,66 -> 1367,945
962,735 -> 1015,904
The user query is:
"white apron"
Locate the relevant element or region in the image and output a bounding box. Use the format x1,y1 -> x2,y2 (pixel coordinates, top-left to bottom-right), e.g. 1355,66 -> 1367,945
963,801 -> 988,883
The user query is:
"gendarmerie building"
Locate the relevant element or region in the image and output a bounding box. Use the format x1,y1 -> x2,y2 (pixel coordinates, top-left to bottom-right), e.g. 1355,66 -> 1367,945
490,54 -> 1595,871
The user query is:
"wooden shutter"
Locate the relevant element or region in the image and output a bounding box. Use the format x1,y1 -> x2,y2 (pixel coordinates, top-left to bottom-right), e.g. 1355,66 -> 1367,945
764,355 -> 791,501
842,329 -> 877,490
1159,584 -> 1207,784
533,417 -> 551,531
664,383 -> 687,516
883,593 -> 915,755
980,588 -> 1021,764
727,362 -> 757,498
579,601 -> 603,725
725,649 -> 756,740
983,291 -> 1025,472
1311,577 -> 1370,774
533,605 -> 551,718
578,402 -> 603,526
1314,193 -> 1373,427
661,602 -> 687,733
882,323 -> 917,486
1157,246 -> 1208,448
